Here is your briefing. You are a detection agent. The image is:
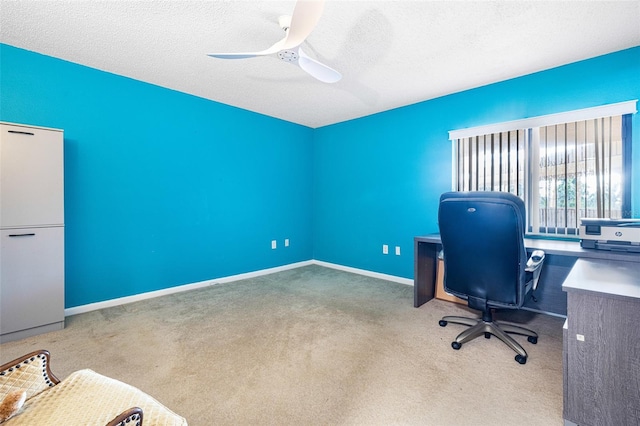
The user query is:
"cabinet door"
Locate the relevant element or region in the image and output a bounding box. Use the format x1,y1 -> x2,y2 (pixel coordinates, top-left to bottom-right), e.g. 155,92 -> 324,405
565,292 -> 640,426
0,124 -> 64,228
0,227 -> 64,334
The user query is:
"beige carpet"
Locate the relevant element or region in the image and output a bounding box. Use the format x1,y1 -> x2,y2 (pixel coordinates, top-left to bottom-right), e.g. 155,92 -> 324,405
0,265 -> 565,425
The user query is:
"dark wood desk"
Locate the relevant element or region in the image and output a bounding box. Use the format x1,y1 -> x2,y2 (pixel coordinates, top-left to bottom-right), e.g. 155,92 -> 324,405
562,258 -> 640,426
414,234 -> 640,316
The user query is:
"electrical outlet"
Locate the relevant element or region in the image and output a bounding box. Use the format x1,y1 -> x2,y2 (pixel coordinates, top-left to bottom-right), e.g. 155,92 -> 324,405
271,240 -> 277,249
383,244 -> 389,254
285,238 -> 290,247
395,246 -> 401,256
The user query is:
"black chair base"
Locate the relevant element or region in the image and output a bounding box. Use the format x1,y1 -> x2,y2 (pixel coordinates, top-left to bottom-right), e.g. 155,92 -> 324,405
439,315 -> 538,364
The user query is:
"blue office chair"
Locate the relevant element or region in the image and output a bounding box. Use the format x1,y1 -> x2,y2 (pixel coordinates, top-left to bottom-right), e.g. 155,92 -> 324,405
437,191 -> 545,364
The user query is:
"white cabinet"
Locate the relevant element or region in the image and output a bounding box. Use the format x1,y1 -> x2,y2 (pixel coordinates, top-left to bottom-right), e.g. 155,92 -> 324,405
1,228 -> 64,335
0,123 -> 64,227
0,122 -> 65,342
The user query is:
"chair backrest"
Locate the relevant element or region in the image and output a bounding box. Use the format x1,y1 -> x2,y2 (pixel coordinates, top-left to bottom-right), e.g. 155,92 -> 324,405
438,191 -> 528,311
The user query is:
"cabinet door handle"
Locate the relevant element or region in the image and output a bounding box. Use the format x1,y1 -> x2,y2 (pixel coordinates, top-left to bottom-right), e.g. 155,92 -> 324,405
7,130 -> 35,136
8,233 -> 36,237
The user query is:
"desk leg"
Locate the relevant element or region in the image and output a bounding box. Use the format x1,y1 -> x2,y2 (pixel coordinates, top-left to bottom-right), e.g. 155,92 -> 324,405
414,240 -> 437,307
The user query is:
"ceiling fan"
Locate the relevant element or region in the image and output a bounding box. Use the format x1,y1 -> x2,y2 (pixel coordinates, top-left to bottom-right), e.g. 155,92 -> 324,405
207,0 -> 341,84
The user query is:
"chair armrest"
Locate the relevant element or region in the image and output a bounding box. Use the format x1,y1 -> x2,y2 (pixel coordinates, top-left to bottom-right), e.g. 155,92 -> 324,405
525,250 -> 546,290
106,407 -> 143,426
0,350 -> 60,400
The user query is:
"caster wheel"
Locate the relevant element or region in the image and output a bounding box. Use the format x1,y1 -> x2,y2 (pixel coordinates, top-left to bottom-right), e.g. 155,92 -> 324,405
528,336 -> 538,344
515,355 -> 527,364
451,341 -> 462,350
484,332 -> 491,339
439,320 -> 448,327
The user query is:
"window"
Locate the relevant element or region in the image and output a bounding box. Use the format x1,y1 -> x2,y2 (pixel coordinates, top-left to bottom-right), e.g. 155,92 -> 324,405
450,101 -> 636,237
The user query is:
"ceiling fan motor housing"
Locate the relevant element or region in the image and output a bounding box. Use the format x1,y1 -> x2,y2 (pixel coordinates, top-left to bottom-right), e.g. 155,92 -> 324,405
278,50 -> 299,62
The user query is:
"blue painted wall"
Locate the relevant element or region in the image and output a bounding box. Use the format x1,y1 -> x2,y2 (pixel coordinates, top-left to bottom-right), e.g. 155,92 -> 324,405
2,44 -> 639,304
313,46 -> 640,278
0,44 -> 314,308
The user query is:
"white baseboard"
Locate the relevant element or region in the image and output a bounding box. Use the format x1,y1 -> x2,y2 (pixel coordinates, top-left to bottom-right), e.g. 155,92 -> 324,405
311,260 -> 414,286
64,259 -> 412,317
64,260 -> 313,317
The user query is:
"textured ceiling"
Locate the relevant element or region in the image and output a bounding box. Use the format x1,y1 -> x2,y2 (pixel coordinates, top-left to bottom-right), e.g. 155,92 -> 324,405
1,1 -> 639,128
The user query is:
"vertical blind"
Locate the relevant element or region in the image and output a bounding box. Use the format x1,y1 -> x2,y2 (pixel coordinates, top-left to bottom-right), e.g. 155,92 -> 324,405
454,115 -> 628,236
456,130 -> 526,196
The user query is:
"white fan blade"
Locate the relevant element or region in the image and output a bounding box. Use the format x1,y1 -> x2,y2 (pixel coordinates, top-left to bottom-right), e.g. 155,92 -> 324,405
283,0 -> 325,49
298,47 -> 341,83
208,53 -> 259,59
208,35 -> 287,59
